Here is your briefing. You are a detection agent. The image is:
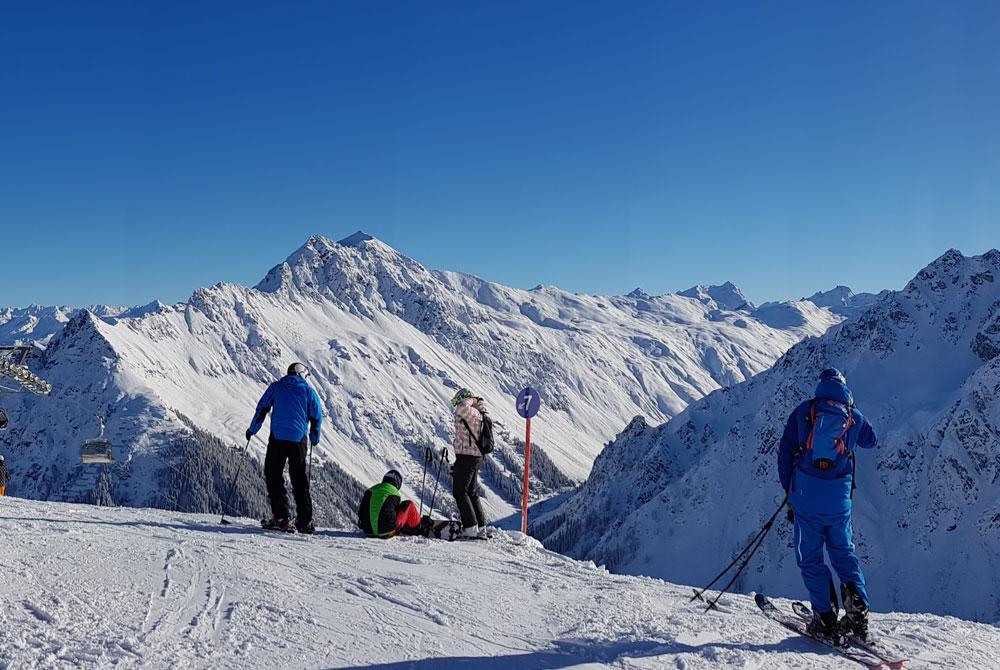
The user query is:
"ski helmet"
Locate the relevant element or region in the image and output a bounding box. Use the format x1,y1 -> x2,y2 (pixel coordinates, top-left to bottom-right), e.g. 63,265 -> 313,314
382,469 -> 403,489
451,388 -> 474,407
287,362 -> 310,378
819,368 -> 846,384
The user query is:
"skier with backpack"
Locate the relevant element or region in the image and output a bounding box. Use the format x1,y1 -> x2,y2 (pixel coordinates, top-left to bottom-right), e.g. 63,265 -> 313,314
778,368 -> 878,643
358,470 -> 423,538
451,388 -> 494,540
246,362 -> 323,534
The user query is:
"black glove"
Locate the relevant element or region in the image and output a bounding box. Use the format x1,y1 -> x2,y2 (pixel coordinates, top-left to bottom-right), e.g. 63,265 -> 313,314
245,430 -> 253,442
786,506 -> 795,524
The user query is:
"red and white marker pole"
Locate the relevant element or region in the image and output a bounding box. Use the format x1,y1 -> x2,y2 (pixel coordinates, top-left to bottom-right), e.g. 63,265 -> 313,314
521,415 -> 532,534
515,386 -> 540,536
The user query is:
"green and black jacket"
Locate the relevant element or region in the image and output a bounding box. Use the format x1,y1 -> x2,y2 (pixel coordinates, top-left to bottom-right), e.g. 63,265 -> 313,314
358,482 -> 402,538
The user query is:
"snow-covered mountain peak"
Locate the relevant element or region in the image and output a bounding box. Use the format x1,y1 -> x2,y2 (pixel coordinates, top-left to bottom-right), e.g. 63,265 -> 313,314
337,230 -> 376,247
677,281 -> 754,311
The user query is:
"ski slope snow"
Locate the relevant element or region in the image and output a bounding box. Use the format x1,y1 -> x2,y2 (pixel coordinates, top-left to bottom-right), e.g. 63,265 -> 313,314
1,496 -> 996,670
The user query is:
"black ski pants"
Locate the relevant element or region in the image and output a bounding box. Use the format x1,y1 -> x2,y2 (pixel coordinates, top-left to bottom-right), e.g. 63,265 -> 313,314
452,454 -> 485,529
264,434 -> 312,525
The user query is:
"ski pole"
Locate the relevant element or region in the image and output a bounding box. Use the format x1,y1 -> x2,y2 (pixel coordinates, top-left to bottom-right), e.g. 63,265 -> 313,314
427,447 -> 449,515
692,494 -> 787,603
700,495 -> 787,611
418,446 -> 432,517
220,437 -> 253,525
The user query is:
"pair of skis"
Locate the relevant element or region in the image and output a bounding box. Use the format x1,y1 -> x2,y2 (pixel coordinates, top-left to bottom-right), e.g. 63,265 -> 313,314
754,593 -> 908,669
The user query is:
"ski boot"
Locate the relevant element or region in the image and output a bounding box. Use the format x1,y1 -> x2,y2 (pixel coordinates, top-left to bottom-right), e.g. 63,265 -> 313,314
807,610 -> 847,646
295,520 -> 316,535
840,582 -> 870,641
262,517 -> 295,532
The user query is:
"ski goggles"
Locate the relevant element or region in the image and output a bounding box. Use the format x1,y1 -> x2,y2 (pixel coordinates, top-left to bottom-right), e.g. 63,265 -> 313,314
451,389 -> 474,407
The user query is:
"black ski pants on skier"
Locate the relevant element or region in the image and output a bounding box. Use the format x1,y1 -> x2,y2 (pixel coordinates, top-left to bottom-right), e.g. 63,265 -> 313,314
452,454 -> 485,529
264,434 -> 312,525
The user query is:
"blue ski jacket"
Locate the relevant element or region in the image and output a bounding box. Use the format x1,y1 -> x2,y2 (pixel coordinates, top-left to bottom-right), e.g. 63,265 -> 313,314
778,377 -> 877,515
248,375 -> 323,445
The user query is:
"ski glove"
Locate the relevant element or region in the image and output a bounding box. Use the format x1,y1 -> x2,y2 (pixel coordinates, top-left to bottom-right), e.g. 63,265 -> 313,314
245,429 -> 254,442
786,506 -> 794,524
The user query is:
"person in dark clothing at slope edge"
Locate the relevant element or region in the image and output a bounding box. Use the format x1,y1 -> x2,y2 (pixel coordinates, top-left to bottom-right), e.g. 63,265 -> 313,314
0,454 -> 9,497
778,368 -> 878,643
247,362 -> 323,534
451,388 -> 489,540
358,470 -> 422,538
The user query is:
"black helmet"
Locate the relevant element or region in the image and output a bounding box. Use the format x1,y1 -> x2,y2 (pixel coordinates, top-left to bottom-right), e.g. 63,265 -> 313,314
287,362 -> 310,378
382,469 -> 403,489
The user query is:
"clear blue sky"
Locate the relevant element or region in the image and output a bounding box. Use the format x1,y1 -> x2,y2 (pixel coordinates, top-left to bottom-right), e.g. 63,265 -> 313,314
1,2 -> 998,307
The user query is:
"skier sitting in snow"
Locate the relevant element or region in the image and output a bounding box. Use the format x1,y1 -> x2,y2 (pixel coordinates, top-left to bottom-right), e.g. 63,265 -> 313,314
0,454 -> 9,496
247,362 -> 323,534
358,470 -> 423,538
778,368 -> 878,642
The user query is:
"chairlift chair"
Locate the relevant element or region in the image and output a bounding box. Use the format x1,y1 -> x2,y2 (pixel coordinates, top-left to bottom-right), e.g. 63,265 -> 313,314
81,415 -> 113,464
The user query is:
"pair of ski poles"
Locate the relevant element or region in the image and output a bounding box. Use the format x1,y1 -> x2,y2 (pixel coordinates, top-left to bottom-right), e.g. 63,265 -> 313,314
418,445 -> 450,518
691,494 -> 788,612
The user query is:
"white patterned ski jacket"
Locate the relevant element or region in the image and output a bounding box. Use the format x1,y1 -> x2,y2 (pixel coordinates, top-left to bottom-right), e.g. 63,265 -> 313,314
453,398 -> 488,457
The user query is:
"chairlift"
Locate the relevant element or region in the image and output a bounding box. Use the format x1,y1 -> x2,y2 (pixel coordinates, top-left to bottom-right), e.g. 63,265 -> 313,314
81,415 -> 113,464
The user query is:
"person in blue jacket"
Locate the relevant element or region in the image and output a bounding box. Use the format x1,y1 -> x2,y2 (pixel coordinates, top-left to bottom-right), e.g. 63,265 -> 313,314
778,368 -> 878,642
247,362 -> 323,534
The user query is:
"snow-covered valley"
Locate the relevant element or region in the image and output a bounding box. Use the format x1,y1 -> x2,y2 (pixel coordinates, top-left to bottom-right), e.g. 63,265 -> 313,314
2,496 -> 996,670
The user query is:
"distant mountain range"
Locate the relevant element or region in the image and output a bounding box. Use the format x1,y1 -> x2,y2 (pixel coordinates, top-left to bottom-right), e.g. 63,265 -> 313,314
1,233 -> 841,526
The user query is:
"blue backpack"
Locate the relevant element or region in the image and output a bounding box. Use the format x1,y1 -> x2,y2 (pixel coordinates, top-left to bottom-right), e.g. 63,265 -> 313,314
800,399 -> 855,479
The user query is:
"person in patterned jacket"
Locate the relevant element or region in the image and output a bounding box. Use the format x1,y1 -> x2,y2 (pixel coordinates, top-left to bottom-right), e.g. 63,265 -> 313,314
451,388 -> 488,539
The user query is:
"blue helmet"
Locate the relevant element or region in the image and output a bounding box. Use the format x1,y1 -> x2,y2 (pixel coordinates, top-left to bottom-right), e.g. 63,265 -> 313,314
816,368 -> 852,405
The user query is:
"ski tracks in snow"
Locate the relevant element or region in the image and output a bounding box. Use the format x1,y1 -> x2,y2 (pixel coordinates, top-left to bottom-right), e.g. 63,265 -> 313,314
2,498 -> 999,669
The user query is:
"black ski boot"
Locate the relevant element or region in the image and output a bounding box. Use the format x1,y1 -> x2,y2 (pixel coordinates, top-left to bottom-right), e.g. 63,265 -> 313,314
295,520 -> 315,535
262,517 -> 295,532
807,610 -> 846,646
840,582 -> 870,641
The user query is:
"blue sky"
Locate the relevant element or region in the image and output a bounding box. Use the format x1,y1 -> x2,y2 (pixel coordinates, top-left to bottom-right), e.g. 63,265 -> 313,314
1,2 -> 998,307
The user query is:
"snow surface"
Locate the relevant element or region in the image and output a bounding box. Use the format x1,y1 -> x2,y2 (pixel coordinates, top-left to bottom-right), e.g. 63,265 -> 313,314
536,249 -> 1000,622
2,496 -> 996,670
0,233 -> 840,526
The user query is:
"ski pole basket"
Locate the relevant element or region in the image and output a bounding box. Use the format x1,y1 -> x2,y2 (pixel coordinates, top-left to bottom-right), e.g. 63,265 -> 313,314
81,415 -> 113,464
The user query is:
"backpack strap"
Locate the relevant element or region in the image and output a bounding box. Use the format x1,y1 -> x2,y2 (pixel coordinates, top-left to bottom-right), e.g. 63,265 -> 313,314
461,417 -> 482,451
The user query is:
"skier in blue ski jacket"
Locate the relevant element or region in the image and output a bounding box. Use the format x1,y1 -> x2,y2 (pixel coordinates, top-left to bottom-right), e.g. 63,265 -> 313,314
778,368 -> 877,641
247,362 -> 323,533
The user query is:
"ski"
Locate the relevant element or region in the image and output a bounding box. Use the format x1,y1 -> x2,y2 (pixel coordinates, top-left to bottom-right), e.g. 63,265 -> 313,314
791,601 -> 908,669
754,593 -> 888,670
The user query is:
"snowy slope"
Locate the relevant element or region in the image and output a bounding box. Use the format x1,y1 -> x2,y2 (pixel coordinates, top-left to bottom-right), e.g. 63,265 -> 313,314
1,497 -> 996,670
535,249 -> 1000,622
0,233 -> 839,526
